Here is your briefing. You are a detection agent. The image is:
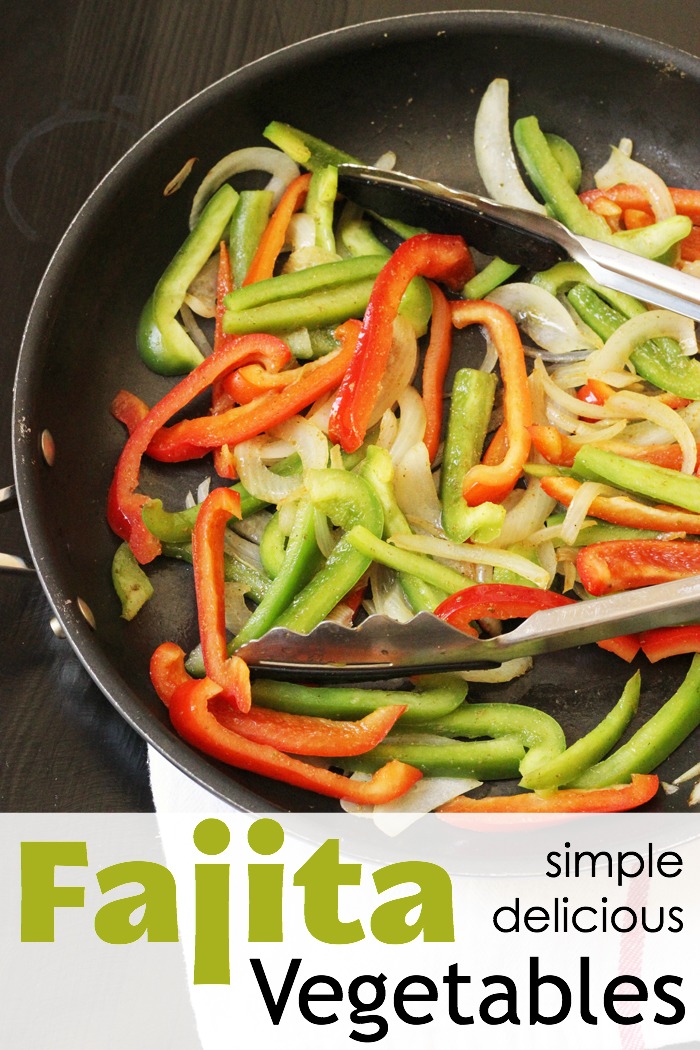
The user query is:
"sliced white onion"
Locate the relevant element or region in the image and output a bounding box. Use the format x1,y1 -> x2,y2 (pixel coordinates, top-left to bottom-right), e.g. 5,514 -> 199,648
536,539 -> 557,584
180,303 -> 213,357
595,145 -> 676,221
622,400 -> 700,444
535,358 -> 607,421
189,146 -> 299,228
690,781 -> 700,807
390,533 -> 551,588
230,509 -> 273,544
574,309 -> 698,381
283,212 -> 316,251
394,442 -> 443,530
367,778 -> 485,834
490,476 -> 557,548
571,420 -> 628,442
457,657 -> 533,683
369,563 -> 414,623
672,760 -> 700,785
224,581 -> 252,633
282,245 -> 342,272
368,316 -> 419,426
388,387 -> 427,465
376,408 -> 399,450
559,482 -> 612,546
487,283 -> 600,354
313,507 -> 337,558
185,253 -> 219,316
474,78 -> 546,213
234,416 -> 329,503
603,389 -> 697,473
223,528 -> 264,570
373,150 -> 397,170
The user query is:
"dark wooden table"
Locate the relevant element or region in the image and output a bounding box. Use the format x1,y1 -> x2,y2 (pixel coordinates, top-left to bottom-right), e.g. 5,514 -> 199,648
2,0 -> 700,812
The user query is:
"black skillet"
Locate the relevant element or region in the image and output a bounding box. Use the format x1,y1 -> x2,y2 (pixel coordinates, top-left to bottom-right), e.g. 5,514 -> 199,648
13,11 -> 700,819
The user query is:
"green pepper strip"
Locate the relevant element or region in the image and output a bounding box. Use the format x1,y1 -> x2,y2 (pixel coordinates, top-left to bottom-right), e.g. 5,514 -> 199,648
251,674 -> 468,725
270,469 -> 384,634
223,277 -> 378,334
138,184 -> 238,375
566,282 -> 700,400
463,258 -> 519,300
258,512 -> 287,579
513,116 -> 692,258
160,541 -> 269,603
111,542 -> 154,620
225,255 -> 386,312
231,500 -> 322,650
520,672 -> 640,791
263,119 -> 421,241
545,512 -> 666,546
572,444 -> 700,514
571,654 -> 700,788
346,525 -> 469,597
305,165 -> 338,254
414,703 -> 566,778
342,736 -> 525,780
359,445 -> 447,612
440,368 -> 505,543
229,189 -> 273,288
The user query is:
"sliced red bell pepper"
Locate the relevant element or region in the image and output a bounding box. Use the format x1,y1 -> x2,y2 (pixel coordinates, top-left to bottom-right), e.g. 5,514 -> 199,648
540,474 -> 700,535
145,319 -> 360,463
211,697 -> 406,756
243,172 -> 311,285
420,280 -> 454,463
639,624 -> 700,662
577,538 -> 700,597
434,583 -> 640,661
450,299 -> 532,505
191,486 -> 251,712
111,389 -> 150,435
530,424 -> 700,475
580,184 -> 700,224
328,233 -> 474,454
149,642 -> 422,803
107,331 -> 291,563
436,774 -> 658,813
480,421 -> 509,467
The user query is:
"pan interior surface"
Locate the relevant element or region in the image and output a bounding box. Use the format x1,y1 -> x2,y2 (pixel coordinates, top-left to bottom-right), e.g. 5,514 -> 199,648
13,11 -> 700,818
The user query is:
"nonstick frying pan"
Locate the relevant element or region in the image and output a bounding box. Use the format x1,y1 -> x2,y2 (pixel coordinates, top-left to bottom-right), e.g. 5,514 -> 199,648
13,11 -> 700,813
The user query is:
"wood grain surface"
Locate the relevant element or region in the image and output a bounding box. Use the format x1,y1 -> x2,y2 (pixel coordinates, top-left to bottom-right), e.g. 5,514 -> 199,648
2,0 -> 699,811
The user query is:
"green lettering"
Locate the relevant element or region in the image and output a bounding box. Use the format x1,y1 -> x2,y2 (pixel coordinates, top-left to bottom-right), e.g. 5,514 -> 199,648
294,839 -> 363,944
248,818 -> 284,942
21,841 -> 87,941
371,861 -> 455,943
95,861 -> 178,943
193,819 -> 230,985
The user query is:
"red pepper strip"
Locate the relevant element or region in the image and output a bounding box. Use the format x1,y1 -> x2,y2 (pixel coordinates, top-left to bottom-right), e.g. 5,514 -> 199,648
481,422 -> 509,467
436,774 -> 658,813
191,486 -> 251,711
434,583 -> 640,661
212,245 -> 239,478
111,389 -> 150,435
145,319 -> 360,462
211,698 -> 406,756
681,225 -> 700,262
530,424 -> 700,475
623,207 -> 654,230
420,281 -> 454,463
434,583 -> 574,631
451,299 -> 532,505
150,642 -> 422,803
223,360 -> 305,404
107,332 -> 290,563
328,234 -> 474,454
242,172 -> 311,285
580,184 -> 700,224
540,474 -> 700,535
639,624 -> 700,663
577,538 -> 700,597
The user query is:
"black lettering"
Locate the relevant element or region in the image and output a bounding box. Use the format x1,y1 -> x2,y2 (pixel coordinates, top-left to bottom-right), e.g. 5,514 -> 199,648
443,962 -> 473,1025
654,976 -> 685,1025
298,974 -> 342,1025
348,974 -> 388,1043
250,957 -> 301,1025
529,956 -> 571,1024
393,975 -> 437,1025
480,976 -> 520,1025
603,976 -> 648,1025
545,851 -> 562,878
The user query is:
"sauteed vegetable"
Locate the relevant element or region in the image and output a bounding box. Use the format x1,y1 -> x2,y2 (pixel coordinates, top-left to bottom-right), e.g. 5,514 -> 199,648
108,78 -> 700,813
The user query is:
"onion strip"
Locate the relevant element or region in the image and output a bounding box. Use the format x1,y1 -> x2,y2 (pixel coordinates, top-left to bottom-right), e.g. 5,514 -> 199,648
189,146 -> 299,228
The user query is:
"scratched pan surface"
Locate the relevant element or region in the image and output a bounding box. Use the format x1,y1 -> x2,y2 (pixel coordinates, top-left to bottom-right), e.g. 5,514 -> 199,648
13,11 -> 700,838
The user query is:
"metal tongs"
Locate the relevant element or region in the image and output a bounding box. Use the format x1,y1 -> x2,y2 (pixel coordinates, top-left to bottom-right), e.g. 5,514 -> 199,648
236,166 -> 700,680
237,576 -> 700,680
336,164 -> 700,322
